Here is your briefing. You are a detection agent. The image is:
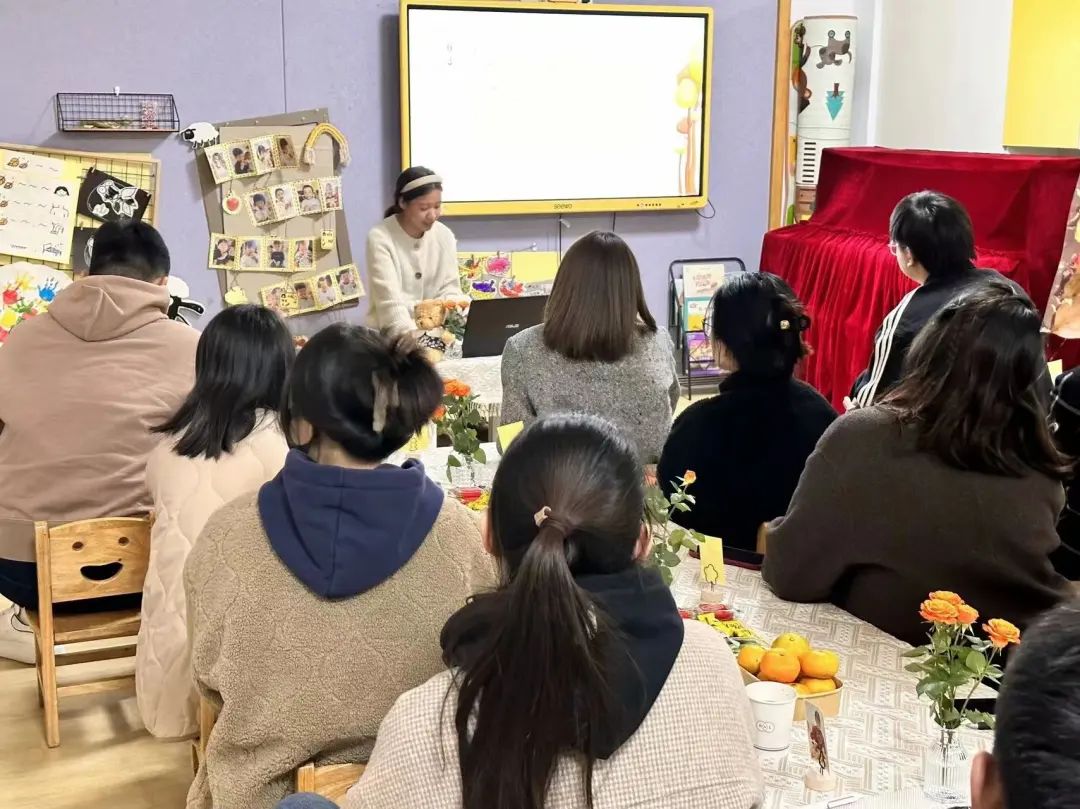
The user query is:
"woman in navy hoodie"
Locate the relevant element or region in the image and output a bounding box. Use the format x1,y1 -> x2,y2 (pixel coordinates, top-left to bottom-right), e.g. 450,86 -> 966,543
184,324 -> 495,809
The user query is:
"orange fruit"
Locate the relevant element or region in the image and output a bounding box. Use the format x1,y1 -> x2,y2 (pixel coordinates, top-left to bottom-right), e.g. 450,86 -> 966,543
758,648 -> 801,684
793,682 -> 813,697
799,649 -> 840,680
737,645 -> 766,675
798,677 -> 837,694
772,632 -> 811,658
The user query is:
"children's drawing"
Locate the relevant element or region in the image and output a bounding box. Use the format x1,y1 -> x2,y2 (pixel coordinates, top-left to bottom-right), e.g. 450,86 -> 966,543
0,149 -> 78,262
499,278 -> 524,298
77,168 -> 150,223
0,263 -> 72,345
471,279 -> 497,299
486,254 -> 511,277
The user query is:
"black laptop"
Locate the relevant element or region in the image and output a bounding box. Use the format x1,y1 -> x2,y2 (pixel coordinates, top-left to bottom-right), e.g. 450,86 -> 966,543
461,296 -> 548,358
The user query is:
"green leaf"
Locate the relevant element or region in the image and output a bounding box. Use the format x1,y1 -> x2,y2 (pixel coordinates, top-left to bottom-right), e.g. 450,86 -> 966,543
902,647 -> 930,658
965,650 -> 988,676
473,447 -> 487,464
447,454 -> 462,468
669,528 -> 686,545
964,710 -> 994,729
674,502 -> 691,513
659,566 -> 673,586
658,548 -> 681,567
904,662 -> 929,674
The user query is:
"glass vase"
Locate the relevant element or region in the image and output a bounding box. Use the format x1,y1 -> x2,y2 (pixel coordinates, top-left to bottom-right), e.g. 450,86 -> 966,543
922,728 -> 970,804
449,454 -> 478,488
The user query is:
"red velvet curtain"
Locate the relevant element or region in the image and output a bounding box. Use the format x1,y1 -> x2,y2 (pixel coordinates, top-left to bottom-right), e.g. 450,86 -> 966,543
762,148 -> 1080,410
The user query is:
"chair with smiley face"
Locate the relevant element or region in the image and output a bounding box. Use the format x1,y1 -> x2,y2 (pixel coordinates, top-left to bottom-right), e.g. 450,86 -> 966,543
26,517 -> 152,747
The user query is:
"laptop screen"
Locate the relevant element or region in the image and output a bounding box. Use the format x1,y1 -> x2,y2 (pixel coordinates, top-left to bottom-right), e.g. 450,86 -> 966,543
461,296 -> 548,358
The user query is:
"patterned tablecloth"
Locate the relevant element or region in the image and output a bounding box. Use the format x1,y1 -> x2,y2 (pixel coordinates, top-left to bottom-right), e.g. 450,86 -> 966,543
670,563 -> 990,809
395,449 -> 991,809
437,355 -> 502,423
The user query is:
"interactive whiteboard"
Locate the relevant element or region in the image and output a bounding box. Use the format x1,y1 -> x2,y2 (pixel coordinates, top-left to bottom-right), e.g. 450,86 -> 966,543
401,1 -> 712,216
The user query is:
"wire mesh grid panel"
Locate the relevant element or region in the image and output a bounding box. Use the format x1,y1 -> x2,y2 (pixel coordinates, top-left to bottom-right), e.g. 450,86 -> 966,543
0,143 -> 160,273
56,92 -> 179,133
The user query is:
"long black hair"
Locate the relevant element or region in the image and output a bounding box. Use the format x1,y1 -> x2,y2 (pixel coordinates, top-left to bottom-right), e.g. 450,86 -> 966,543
709,271 -> 810,377
384,166 -> 442,218
281,324 -> 442,461
441,414 -> 645,809
880,278 -> 1071,479
154,305 -> 294,459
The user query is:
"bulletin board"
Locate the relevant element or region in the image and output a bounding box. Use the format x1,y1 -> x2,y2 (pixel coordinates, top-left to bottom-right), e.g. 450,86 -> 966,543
196,108 -> 357,318
0,142 -> 160,272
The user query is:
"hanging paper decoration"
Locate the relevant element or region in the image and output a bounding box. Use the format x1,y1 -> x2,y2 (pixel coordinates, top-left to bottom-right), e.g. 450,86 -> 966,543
0,263 -> 72,345
166,276 -> 205,326
301,123 -> 351,169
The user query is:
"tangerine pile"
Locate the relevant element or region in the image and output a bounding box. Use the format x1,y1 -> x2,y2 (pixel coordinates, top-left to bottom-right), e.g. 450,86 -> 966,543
736,632 -> 840,696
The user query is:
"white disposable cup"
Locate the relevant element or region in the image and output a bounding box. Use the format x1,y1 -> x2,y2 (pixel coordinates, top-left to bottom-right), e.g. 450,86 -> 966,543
745,681 -> 798,752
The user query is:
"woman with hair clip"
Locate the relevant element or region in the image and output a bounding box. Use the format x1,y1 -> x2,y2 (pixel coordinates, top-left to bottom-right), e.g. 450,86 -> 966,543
366,166 -> 464,335
184,325 -> 493,809
500,231 -> 680,463
763,279 -> 1074,646
657,272 -> 836,562
341,414 -> 763,809
137,305 -> 293,740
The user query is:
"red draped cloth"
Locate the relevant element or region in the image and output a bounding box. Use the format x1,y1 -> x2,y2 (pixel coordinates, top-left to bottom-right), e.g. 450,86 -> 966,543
761,147 -> 1080,410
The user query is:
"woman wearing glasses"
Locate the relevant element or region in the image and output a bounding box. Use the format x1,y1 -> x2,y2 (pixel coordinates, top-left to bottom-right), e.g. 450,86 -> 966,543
848,191 -> 1002,409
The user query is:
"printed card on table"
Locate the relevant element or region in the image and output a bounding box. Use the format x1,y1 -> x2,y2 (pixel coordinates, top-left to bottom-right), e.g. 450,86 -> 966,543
699,535 -> 726,585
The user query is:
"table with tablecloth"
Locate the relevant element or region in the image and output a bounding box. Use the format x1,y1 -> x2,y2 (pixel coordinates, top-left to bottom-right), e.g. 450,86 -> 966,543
761,147 -> 1080,410
436,356 -> 502,425
395,443 -> 990,809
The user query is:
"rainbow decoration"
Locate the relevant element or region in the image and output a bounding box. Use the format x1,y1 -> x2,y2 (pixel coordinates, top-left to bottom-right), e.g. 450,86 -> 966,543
302,123 -> 351,168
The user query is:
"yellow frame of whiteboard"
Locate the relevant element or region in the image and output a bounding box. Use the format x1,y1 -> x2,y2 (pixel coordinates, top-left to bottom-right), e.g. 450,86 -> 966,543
399,0 -> 714,216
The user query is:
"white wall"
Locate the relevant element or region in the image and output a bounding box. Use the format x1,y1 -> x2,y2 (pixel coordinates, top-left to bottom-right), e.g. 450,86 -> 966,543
868,0 -> 1013,152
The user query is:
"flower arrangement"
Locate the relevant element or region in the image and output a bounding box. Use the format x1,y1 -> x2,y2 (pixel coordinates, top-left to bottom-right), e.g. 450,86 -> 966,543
441,300 -> 469,342
435,379 -> 487,483
645,470 -> 705,585
903,591 -> 1020,730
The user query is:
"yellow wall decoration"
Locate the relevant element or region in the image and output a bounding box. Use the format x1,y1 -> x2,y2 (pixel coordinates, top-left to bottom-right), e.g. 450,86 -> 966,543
1004,0 -> 1080,148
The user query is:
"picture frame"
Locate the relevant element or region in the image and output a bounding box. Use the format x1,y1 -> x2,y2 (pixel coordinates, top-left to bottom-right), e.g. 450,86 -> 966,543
209,233 -> 238,270
228,140 -> 257,179
260,280 -> 299,317
292,277 -> 318,312
246,190 -> 278,226
334,263 -> 364,302
295,179 -> 322,215
205,144 -> 233,184
266,238 -> 288,270
251,135 -> 278,175
276,134 -> 299,168
289,237 -> 315,270
312,271 -> 341,309
237,237 -> 264,270
268,183 -> 299,220
320,176 -> 343,212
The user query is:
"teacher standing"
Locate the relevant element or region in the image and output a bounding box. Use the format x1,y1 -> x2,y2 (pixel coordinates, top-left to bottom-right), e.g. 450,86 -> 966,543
366,167 -> 463,335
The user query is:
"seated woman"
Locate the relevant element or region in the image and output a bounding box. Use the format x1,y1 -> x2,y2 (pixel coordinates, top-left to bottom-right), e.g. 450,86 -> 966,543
137,305 -> 293,740
342,414 -> 763,809
657,273 -> 836,559
185,325 -> 494,809
499,231 -> 679,463
763,280 -> 1073,646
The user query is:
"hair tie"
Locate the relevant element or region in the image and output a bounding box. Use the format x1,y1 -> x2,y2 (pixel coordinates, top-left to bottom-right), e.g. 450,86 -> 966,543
371,373 -> 400,434
533,506 -> 552,527
779,319 -> 791,331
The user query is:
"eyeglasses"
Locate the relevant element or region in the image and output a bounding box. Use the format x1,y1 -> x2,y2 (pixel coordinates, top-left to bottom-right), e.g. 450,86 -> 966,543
888,241 -> 899,256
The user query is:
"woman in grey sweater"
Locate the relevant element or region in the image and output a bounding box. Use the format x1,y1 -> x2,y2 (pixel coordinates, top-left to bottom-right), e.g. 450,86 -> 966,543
499,231 -> 679,463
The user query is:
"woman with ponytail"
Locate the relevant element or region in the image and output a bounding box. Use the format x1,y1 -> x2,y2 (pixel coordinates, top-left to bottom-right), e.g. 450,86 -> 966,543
366,167 -> 465,335
185,324 -> 494,809
343,414 -> 762,809
657,272 -> 836,562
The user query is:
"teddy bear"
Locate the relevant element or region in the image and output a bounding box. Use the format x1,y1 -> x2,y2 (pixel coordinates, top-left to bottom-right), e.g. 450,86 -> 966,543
413,299 -> 456,362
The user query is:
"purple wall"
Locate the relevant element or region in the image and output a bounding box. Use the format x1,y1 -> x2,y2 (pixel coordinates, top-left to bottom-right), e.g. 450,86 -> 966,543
0,0 -> 776,331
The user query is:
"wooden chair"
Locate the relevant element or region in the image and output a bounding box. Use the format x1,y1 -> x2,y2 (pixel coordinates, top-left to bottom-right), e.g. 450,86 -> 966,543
26,516 -> 152,747
295,762 -> 366,805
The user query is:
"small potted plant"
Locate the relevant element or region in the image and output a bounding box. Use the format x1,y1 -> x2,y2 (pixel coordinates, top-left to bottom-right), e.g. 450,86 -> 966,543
903,591 -> 1020,803
435,379 -> 487,485
644,470 -> 705,585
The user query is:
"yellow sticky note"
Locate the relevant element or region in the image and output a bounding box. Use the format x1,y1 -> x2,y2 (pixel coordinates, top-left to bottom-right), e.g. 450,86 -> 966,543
404,423 -> 434,453
497,421 -> 525,449
512,251 -> 560,283
1049,359 -> 1064,380
699,536 -> 727,585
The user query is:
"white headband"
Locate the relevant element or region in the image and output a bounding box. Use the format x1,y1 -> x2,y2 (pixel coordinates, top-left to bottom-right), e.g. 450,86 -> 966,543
399,174 -> 443,195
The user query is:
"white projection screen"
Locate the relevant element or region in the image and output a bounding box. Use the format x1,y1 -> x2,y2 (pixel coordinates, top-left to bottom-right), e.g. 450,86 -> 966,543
401,1 -> 713,216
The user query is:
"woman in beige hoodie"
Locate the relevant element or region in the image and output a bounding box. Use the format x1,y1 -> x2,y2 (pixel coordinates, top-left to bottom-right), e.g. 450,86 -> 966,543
185,325 -> 493,809
343,415 -> 763,809
136,305 -> 294,739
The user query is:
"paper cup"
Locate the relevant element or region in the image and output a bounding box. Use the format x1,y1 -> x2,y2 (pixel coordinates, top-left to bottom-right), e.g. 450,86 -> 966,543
745,681 -> 797,752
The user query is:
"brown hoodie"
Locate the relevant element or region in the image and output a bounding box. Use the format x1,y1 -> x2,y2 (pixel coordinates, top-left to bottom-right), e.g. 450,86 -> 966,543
0,275 -> 199,562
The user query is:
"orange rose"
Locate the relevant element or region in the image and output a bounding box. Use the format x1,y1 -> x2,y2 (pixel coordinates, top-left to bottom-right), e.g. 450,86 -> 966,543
432,405 -> 446,421
928,591 -> 964,606
683,470 -> 697,486
919,598 -> 959,625
443,380 -> 471,398
955,604 -> 979,626
984,619 -> 1021,649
